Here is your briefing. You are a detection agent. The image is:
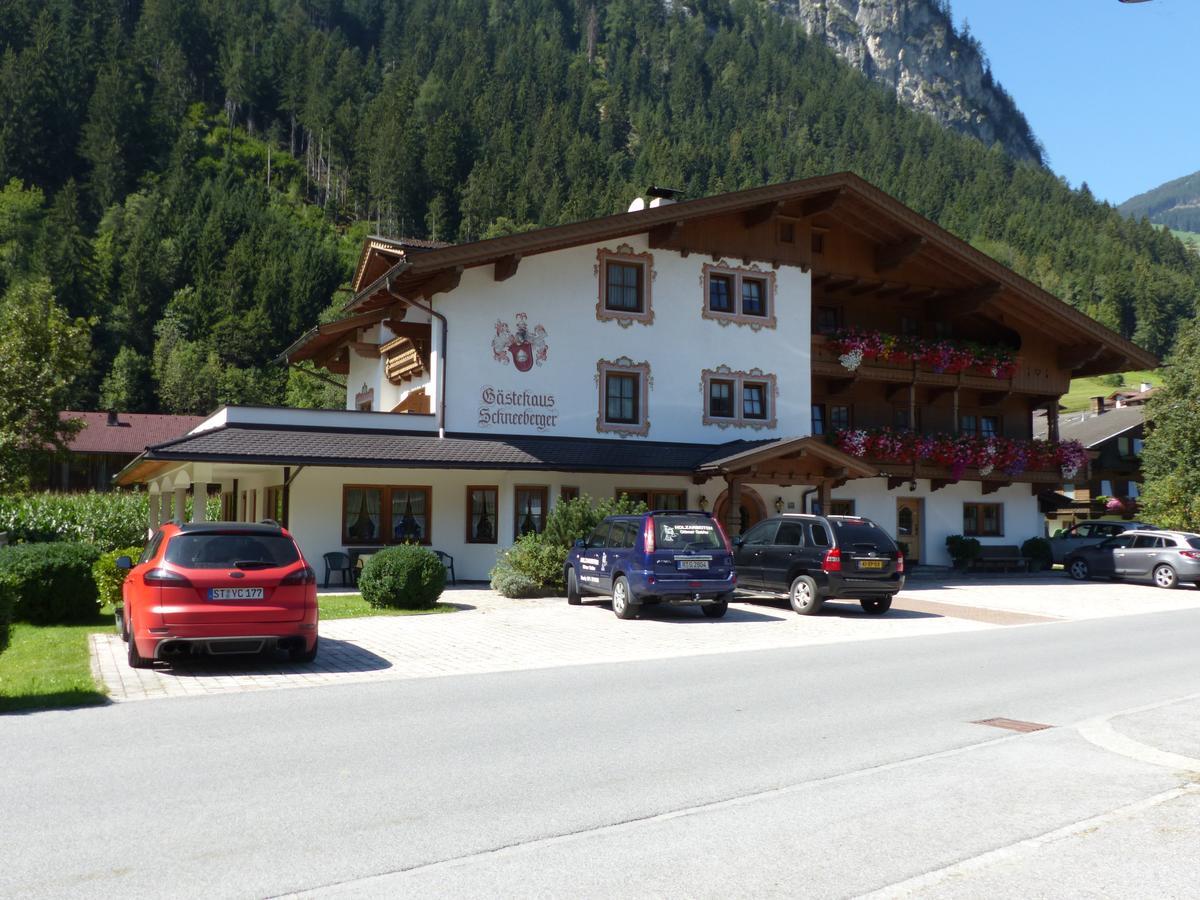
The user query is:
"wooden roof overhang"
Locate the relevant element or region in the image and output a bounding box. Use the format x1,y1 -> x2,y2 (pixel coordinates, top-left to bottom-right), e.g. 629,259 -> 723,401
694,436 -> 879,487
341,172 -> 1156,377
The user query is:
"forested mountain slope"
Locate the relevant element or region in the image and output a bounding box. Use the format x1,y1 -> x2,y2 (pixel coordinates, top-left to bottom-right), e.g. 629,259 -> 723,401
1,0 -> 1196,417
1120,170 -> 1200,233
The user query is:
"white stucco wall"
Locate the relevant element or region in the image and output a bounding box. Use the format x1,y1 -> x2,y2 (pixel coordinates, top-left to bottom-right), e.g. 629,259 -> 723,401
401,234 -> 814,444
829,478 -> 1042,567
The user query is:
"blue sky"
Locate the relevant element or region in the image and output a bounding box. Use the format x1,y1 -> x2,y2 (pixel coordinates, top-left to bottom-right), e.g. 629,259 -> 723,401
948,0 -> 1198,205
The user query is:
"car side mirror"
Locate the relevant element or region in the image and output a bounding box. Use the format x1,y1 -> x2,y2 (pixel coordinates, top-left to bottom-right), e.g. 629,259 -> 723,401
574,539 -> 587,549
115,555 -> 133,570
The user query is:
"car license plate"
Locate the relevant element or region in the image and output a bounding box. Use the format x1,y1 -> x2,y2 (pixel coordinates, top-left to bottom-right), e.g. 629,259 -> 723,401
678,559 -> 709,570
209,587 -> 265,600
858,560 -> 885,570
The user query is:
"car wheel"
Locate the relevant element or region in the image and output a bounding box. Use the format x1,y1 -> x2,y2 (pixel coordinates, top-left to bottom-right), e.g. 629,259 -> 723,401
611,576 -> 637,619
860,596 -> 892,615
116,606 -> 129,642
566,568 -> 582,605
127,617 -> 153,670
290,636 -> 319,663
1067,558 -> 1089,581
789,575 -> 823,616
1152,564 -> 1178,590
701,601 -> 728,619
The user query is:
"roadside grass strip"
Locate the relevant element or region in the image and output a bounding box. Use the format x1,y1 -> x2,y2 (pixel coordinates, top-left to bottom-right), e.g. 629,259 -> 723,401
0,620 -> 110,713
317,593 -> 458,620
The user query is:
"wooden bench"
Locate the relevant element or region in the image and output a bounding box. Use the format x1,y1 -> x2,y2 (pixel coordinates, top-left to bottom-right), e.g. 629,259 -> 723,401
968,545 -> 1030,572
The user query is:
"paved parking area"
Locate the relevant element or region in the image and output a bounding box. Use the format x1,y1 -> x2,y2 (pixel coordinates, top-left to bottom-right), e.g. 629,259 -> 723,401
91,576 -> 1200,703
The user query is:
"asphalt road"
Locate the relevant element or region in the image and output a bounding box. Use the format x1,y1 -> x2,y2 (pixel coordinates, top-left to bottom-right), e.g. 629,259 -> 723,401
3,608 -> 1200,898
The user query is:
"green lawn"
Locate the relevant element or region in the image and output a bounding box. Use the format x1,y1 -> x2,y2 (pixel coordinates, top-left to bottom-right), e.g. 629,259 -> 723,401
1060,370 -> 1160,412
318,593 -> 458,619
0,618 -> 110,713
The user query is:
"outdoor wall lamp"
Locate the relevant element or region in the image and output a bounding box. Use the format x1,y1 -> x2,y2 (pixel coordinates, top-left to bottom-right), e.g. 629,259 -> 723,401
698,495 -> 708,511
774,496 -> 785,513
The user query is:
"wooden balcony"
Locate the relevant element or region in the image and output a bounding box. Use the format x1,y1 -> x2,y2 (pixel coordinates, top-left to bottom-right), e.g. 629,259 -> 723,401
811,334 -> 1069,396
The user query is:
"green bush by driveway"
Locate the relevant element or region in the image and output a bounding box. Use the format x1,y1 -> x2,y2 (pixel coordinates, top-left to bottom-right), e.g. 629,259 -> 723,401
358,545 -> 446,610
93,546 -> 142,610
0,543 -> 102,625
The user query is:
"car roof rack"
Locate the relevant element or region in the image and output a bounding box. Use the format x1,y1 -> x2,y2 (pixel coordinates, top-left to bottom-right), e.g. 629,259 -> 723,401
178,521 -> 284,534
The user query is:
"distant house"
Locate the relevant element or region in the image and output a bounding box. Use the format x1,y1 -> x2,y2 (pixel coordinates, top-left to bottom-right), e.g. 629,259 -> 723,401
41,412 -> 205,492
1037,394 -> 1149,530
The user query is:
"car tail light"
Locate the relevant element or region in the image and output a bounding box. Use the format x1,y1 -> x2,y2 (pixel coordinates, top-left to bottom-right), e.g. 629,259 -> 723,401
281,565 -> 316,586
643,517 -> 656,554
895,551 -> 905,573
822,548 -> 842,572
145,568 -> 191,586
714,518 -> 733,553
1181,550 -> 1200,560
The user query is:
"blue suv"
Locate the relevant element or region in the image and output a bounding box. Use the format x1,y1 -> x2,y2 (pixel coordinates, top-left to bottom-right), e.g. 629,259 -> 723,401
565,511 -> 737,619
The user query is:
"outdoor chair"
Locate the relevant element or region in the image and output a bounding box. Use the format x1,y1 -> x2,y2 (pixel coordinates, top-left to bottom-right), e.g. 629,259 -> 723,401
434,550 -> 457,586
322,551 -> 354,588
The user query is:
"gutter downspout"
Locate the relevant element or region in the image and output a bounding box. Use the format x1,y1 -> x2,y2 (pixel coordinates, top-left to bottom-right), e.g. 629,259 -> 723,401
388,286 -> 448,439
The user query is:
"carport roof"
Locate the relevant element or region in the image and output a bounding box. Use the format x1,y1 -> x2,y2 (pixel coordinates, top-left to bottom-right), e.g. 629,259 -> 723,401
114,423 -> 779,484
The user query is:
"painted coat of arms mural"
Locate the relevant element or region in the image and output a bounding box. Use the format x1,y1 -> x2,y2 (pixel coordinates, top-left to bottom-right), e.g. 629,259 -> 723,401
492,313 -> 548,372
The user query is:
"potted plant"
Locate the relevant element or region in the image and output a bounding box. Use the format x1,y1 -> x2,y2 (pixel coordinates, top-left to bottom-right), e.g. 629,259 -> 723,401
945,534 -> 981,571
1021,537 -> 1052,572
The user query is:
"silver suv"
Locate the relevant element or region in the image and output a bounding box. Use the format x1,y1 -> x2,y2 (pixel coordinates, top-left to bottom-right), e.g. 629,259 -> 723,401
1064,530 -> 1200,589
1048,519 -> 1157,564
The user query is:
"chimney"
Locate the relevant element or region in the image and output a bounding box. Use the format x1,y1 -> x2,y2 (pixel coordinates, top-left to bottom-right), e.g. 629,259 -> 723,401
1090,396 -> 1106,415
106,410 -> 119,426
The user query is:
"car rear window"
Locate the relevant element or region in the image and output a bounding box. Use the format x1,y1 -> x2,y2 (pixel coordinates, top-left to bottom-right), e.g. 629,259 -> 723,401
831,521 -> 896,552
654,516 -> 723,551
1188,538 -> 1200,550
164,533 -> 300,569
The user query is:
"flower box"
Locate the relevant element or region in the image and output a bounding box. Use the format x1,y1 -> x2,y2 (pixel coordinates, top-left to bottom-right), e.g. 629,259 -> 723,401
827,329 -> 1018,380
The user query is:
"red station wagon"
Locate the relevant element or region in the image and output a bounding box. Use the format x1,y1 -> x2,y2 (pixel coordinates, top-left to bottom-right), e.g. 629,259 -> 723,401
117,522 -> 319,668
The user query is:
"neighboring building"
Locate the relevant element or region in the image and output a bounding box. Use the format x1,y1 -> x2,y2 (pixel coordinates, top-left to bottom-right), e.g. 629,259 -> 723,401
1037,394 -> 1149,531
41,411 -> 205,492
116,173 -> 1155,574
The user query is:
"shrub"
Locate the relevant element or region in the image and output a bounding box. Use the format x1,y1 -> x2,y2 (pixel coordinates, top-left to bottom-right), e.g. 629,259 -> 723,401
490,533 -> 567,597
0,570 -> 14,655
1021,537 -> 1053,572
945,534 -> 981,569
0,491 -> 219,550
0,542 -> 102,624
541,493 -> 647,549
93,545 -> 143,610
358,545 -> 446,610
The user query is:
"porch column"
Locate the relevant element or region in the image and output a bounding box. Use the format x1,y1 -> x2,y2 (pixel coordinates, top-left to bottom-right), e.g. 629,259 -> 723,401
160,489 -> 173,525
724,476 -> 743,536
191,483 -> 208,522
173,485 -> 187,524
148,487 -> 160,532
818,479 -> 832,515
1047,401 -> 1060,444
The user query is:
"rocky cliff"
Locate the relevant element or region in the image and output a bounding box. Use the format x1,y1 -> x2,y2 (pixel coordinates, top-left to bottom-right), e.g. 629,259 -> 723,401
769,0 -> 1043,164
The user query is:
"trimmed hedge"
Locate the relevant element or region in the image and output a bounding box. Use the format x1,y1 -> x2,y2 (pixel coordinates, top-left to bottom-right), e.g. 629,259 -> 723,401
0,570 -> 13,655
0,542 -> 102,625
93,546 -> 143,610
0,491 -> 219,551
358,545 -> 446,610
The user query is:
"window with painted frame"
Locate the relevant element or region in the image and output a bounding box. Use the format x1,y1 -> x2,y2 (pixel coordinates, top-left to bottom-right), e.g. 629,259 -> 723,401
708,379 -> 735,419
963,503 -> 1003,537
596,245 -> 653,325
597,358 -> 650,436
466,486 -> 498,544
514,486 -> 549,537
742,381 -> 768,420
701,263 -> 776,328
702,368 -> 777,430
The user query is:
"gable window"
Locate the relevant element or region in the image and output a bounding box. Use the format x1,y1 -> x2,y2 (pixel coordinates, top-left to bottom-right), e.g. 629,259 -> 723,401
702,367 -> 777,429
702,263 -> 776,328
963,503 -> 1003,537
514,486 -> 548,536
597,357 -> 651,436
466,486 -> 498,544
596,245 -> 654,325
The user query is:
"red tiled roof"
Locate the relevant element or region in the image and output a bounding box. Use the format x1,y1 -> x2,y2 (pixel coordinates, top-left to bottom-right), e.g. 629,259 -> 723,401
60,412 -> 205,455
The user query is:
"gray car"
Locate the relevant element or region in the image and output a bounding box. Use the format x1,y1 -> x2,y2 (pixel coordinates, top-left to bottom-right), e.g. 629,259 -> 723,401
1064,530 -> 1200,589
1048,519 -> 1157,564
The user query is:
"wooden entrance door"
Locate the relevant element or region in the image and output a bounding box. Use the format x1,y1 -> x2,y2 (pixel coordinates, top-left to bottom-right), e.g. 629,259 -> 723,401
896,498 -> 922,565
